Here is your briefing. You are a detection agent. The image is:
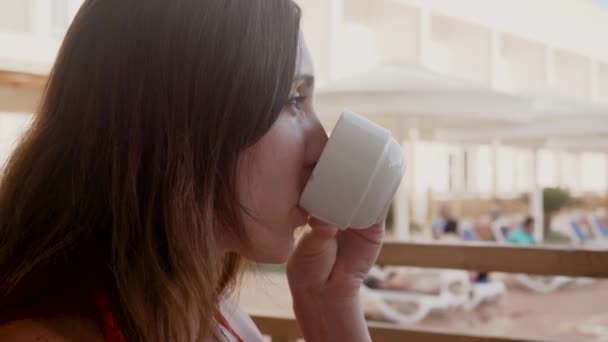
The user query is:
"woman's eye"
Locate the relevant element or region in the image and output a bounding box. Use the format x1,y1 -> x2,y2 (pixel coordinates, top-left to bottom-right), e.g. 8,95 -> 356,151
288,94 -> 307,110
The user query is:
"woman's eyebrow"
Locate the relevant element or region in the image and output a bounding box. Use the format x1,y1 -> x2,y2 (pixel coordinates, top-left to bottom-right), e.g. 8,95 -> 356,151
295,74 -> 315,87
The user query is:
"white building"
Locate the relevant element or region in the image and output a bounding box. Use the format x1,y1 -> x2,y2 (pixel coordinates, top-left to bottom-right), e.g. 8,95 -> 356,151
1,0 -> 607,238
295,0 -> 608,233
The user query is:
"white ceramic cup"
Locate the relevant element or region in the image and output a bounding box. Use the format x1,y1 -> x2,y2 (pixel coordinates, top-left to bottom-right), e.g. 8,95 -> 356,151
299,110 -> 406,229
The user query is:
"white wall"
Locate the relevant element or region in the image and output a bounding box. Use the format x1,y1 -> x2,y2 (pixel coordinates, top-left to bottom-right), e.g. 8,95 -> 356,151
0,0 -> 30,32
599,63 -> 608,102
497,36 -> 547,91
0,0 -> 82,73
0,113 -> 32,169
394,0 -> 608,62
474,145 -> 492,194
538,149 -> 558,188
0,31 -> 59,73
581,152 -> 608,192
296,0 -> 342,83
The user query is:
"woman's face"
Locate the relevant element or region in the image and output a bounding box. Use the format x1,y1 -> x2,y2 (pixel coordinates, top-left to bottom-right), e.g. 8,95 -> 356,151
231,38 -> 327,264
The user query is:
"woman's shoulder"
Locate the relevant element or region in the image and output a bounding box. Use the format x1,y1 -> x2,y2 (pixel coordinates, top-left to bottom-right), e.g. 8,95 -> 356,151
0,318 -> 70,342
0,315 -> 104,342
220,296 -> 265,342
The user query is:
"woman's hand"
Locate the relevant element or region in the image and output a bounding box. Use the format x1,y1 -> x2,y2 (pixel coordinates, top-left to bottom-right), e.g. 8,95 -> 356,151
286,218 -> 385,342
286,218 -> 384,299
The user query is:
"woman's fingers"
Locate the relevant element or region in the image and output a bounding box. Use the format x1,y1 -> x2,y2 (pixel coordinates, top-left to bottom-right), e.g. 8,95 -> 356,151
348,222 -> 385,245
294,217 -> 339,254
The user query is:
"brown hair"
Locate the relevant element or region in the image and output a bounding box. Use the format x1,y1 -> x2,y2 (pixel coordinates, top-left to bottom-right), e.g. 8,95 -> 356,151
0,0 -> 301,340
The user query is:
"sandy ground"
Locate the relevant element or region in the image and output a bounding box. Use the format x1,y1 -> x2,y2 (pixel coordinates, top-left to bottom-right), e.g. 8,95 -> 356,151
237,272 -> 608,342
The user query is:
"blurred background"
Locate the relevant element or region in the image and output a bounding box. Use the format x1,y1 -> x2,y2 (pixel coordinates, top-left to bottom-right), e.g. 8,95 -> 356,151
1,0 -> 607,341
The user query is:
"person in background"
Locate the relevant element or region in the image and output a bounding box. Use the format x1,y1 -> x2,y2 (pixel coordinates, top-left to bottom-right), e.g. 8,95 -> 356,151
363,219 -> 461,295
432,204 -> 453,239
442,220 -> 489,283
507,216 -> 536,245
438,219 -> 461,243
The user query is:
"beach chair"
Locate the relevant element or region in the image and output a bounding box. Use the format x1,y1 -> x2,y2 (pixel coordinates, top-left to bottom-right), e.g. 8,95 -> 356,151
490,221 -> 510,243
361,286 -> 451,324
461,222 -> 477,241
465,279 -> 506,311
361,267 -> 471,324
569,219 -> 592,244
459,223 -> 507,307
563,218 -> 602,286
588,214 -> 608,242
489,224 -> 573,293
569,218 -> 608,247
375,261 -> 505,314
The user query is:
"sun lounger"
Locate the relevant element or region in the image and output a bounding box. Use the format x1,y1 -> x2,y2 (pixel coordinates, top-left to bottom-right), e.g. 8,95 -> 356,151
489,223 -> 574,293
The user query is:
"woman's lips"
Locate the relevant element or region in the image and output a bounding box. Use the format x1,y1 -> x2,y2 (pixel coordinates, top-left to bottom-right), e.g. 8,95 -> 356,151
299,163 -> 316,193
295,205 -> 311,226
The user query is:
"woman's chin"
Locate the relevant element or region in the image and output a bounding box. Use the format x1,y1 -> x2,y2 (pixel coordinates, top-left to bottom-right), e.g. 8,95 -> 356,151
251,238 -> 295,264
255,253 -> 291,265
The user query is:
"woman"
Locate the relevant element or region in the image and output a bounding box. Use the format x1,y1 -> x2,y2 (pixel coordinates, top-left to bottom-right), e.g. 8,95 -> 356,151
0,0 -> 384,341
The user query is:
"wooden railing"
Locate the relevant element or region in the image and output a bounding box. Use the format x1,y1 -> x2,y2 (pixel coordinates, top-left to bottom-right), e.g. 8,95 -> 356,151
251,312 -> 551,342
0,70 -> 47,89
251,241 -> 608,341
376,241 -> 608,278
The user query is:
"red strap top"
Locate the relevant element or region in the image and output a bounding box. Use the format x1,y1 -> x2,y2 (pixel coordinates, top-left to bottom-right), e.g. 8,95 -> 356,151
93,287 -> 126,342
93,289 -> 243,342
215,311 -> 245,342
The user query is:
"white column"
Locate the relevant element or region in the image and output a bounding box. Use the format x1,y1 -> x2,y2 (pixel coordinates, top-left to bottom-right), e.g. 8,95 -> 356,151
574,152 -> 582,194
491,139 -> 501,197
408,126 -> 421,227
554,150 -> 563,188
465,144 -> 478,194
296,0 -> 343,83
29,0 -> 53,36
530,148 -> 544,242
394,139 -> 410,240
453,146 -> 467,194
393,119 -> 416,240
